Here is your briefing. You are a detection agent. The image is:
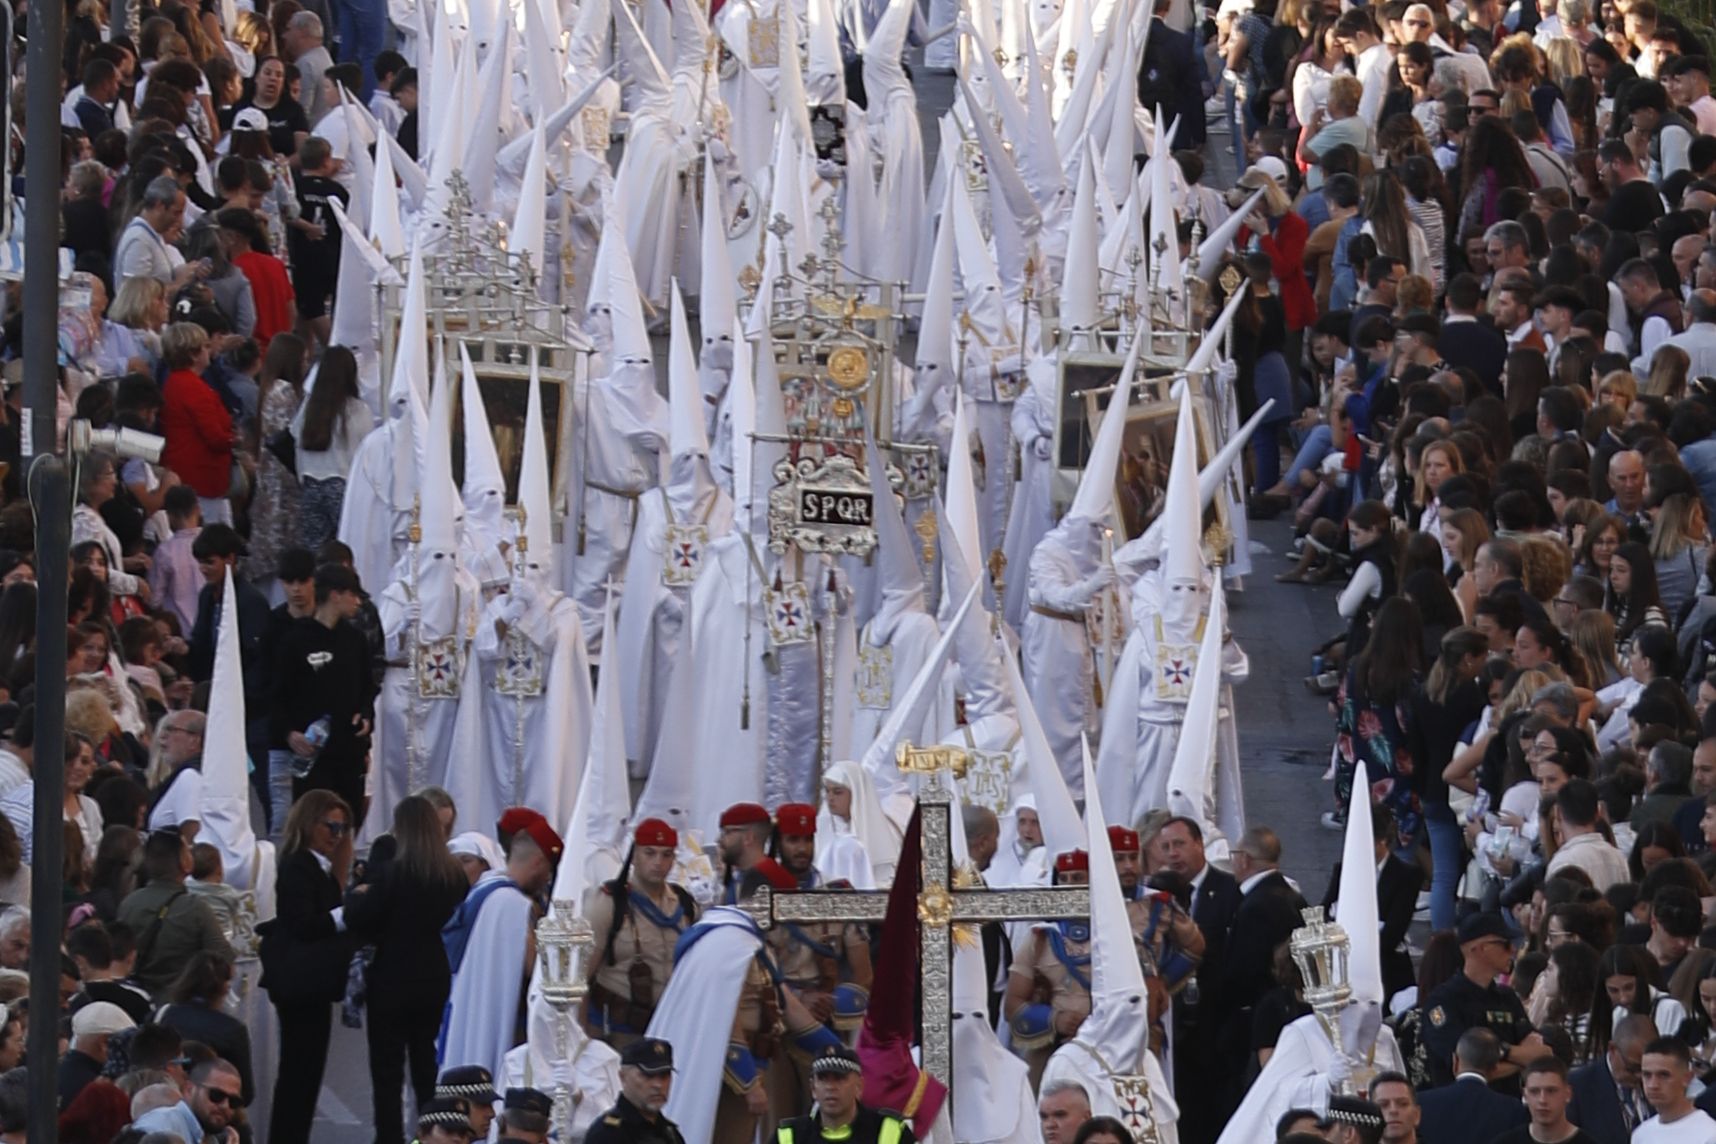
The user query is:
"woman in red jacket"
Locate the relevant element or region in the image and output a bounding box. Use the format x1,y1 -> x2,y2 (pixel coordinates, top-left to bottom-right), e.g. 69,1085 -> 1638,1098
158,322 -> 236,525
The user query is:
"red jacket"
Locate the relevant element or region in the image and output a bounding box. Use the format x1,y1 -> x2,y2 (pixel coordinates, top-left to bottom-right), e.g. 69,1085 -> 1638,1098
233,250 -> 296,352
1253,211 -> 1318,332
160,369 -> 234,498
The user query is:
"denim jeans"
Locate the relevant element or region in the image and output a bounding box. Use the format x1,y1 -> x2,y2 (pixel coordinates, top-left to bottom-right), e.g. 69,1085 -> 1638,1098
1424,800 -> 1463,932
1252,419 -> 1283,492
338,0 -> 387,103
268,749 -> 295,842
1284,424 -> 1334,489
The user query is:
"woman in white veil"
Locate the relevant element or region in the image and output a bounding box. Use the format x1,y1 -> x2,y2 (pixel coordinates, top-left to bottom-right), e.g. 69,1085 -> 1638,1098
815,759 -> 903,889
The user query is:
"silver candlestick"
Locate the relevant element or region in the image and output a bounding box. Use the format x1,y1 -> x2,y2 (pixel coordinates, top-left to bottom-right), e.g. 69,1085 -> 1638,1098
535,901 -> 595,1139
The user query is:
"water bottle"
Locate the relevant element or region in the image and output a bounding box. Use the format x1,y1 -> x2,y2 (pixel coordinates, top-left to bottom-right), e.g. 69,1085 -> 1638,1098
295,716 -> 331,778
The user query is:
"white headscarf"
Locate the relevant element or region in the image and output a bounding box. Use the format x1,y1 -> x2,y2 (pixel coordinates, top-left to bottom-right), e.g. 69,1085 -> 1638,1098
816,759 -> 903,886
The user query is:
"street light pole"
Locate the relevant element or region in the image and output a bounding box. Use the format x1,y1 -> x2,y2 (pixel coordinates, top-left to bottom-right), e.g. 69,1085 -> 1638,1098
24,0 -> 69,1130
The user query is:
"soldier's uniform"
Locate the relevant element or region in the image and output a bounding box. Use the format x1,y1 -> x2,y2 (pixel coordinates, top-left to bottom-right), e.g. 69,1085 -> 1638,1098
1420,912 -> 1536,1092
764,803 -> 874,1130
584,819 -> 699,1049
1006,849 -> 1093,1089
586,1040 -> 687,1144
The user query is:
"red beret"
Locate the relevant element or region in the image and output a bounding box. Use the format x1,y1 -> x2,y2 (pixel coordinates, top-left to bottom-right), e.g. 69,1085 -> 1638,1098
1107,825 -> 1141,853
775,803 -> 817,837
1054,849 -> 1090,873
634,818 -> 678,848
720,802 -> 771,828
501,808 -> 563,862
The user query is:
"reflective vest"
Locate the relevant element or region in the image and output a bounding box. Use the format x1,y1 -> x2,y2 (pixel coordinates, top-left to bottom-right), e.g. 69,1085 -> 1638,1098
776,1116 -> 905,1144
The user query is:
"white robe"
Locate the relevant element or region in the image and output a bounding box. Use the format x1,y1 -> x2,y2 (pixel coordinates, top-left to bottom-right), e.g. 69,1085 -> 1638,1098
1001,359 -> 1060,631
1095,576 -> 1249,835
448,585 -> 593,839
338,418 -> 413,599
613,475 -> 734,773
1021,518 -> 1102,799
951,1001 -> 1044,1143
1043,1040 -> 1179,1144
845,609 -> 946,764
1216,1015 -> 1407,1144
367,558 -> 482,848
645,908 -> 766,1144
441,872 -> 535,1080
502,968 -> 623,1142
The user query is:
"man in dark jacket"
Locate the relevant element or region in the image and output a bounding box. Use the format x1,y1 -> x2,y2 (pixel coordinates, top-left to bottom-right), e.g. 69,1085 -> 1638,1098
269,562 -> 376,824
1417,1028 -> 1529,1144
775,1046 -> 916,1144
1569,1014 -> 1658,1144
586,1039 -> 688,1144
1322,807 -> 1424,1005
1137,0 -> 1206,146
1218,826 -> 1308,1088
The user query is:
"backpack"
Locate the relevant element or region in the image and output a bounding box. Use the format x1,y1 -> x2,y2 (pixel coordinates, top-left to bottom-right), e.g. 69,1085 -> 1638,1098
441,876 -> 520,973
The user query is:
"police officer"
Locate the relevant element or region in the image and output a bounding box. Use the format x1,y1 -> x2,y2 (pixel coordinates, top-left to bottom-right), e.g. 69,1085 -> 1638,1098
586,1037 -> 688,1144
414,1098 -> 476,1144
1419,911 -> 1553,1091
776,1046 -> 917,1144
584,818 -> 699,1048
495,1088 -> 552,1144
434,1066 -> 498,1140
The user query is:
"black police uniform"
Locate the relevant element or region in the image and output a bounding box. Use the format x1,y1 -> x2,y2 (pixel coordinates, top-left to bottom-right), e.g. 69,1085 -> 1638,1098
776,1107 -> 919,1143
584,1094 -> 688,1144
1419,970 -> 1534,1089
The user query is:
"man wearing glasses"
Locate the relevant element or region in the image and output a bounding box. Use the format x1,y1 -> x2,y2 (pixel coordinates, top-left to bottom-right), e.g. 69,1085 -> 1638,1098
146,710 -> 207,840
1418,912 -> 1555,1091
132,1059 -> 247,1144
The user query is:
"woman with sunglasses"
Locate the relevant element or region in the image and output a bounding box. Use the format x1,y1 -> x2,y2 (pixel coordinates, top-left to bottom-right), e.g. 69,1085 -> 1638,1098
260,789 -> 356,1144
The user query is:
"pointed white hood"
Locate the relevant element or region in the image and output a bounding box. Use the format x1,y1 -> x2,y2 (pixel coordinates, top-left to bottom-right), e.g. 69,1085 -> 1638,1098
593,197 -> 654,366
865,438 -> 926,633
1188,188 -> 1267,284
1186,286 -> 1248,377
915,176 -> 956,378
699,157 -> 737,365
387,247 -> 431,507
951,936 -> 1035,1141
459,342 -> 508,544
668,280 -> 708,459
1159,379 -> 1204,601
519,350 -> 555,582
369,127 -> 406,259
942,392 -> 985,596
729,329 -> 761,537
859,583 -> 980,795
1146,111 -> 1185,298
746,329 -> 789,540
1164,583 -> 1226,831
201,568 -> 266,896
460,20 -> 512,213
1021,16 -> 1068,207
510,126 -> 548,283
1338,775 -> 1385,1023
419,337 -> 460,554
522,0 -> 564,126
1076,743 -> 1154,1070
1133,396 -> 1276,562
998,636 -> 1085,859
1062,150 -> 1103,343
950,172 -> 1010,345
581,588 -> 634,882
1069,333 -> 1141,524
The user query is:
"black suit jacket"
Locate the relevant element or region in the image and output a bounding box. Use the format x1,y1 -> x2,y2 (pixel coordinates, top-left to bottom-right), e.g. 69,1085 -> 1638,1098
157,1001 -> 256,1105
343,860 -> 470,1012
1569,1054 -> 1642,1144
1221,871 -> 1308,1017
259,848 -> 356,1005
1437,318 -> 1509,394
1137,17 -> 1206,146
1419,1075 -> 1528,1144
1321,855 -> 1424,1003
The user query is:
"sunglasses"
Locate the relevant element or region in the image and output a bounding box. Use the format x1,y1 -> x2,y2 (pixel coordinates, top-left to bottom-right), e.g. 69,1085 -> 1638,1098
202,1086 -> 244,1108
320,820 -> 349,836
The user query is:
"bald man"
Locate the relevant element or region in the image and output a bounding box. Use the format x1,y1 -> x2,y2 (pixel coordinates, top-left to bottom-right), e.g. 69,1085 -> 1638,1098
1217,827 -> 1308,1078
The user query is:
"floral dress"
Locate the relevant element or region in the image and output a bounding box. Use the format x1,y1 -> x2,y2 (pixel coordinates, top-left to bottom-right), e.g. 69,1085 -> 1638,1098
1334,665 -> 1422,843
244,378 -> 302,583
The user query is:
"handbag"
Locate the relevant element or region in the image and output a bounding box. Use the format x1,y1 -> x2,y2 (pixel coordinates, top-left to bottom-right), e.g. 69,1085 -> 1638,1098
265,426 -> 297,474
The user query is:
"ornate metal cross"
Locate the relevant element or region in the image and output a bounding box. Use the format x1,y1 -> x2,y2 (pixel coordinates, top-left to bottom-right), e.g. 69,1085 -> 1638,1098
741,743 -> 1089,1100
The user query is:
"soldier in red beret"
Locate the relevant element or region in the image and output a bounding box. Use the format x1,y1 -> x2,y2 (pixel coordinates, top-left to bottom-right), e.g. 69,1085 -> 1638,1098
582,818 -> 699,1051
761,803 -> 876,1125
718,802 -> 797,902
1003,850 -> 1093,1087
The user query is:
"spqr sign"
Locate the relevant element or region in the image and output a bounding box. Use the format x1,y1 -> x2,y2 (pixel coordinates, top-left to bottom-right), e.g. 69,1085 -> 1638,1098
799,488 -> 873,527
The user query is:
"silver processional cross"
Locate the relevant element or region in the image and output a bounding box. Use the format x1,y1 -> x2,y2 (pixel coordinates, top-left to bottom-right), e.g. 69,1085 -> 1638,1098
740,743 -> 1091,1099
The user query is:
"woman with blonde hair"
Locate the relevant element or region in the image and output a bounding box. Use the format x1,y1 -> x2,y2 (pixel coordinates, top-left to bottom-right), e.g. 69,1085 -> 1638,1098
1441,507 -> 1492,619
1570,608 -> 1624,688
1596,370 -> 1638,412
1644,345 -> 1691,400
1414,439 -> 1465,533
1544,36 -> 1585,86
1649,492 -> 1708,619
106,278 -> 170,371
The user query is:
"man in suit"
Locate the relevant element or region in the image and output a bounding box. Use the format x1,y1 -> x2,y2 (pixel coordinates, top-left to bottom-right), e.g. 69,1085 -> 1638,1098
1418,1029 -> 1529,1144
1439,273 -> 1509,393
1149,816 -> 1240,1144
1137,0 -> 1206,147
1322,807 -> 1424,1007
1218,827 -> 1308,1085
1568,1013 -> 1658,1144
